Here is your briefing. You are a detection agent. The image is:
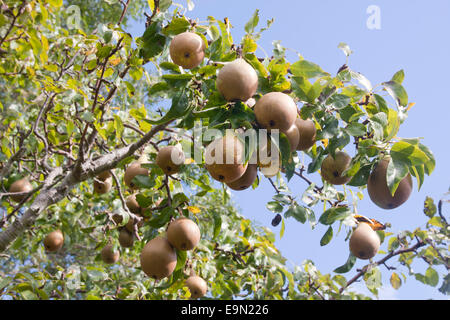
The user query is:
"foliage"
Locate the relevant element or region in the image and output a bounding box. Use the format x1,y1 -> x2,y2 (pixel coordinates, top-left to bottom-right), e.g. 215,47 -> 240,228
0,0 -> 447,300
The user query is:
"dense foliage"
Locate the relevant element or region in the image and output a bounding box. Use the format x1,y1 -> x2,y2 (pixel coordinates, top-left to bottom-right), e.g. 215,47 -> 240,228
0,0 -> 448,300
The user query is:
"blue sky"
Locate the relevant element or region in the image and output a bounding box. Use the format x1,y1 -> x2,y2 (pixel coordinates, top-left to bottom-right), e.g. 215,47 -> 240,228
130,0 -> 450,299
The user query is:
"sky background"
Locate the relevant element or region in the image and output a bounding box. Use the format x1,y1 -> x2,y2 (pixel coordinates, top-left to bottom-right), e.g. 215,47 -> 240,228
129,0 -> 450,299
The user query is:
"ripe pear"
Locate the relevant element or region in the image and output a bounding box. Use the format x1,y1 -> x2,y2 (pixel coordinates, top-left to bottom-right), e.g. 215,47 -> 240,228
367,158 -> 413,209
167,217 -> 201,251
101,244 -> 120,264
169,32 -> 205,69
156,145 -> 185,175
97,170 -> 112,180
126,194 -> 142,215
185,276 -> 208,299
140,236 -> 177,280
320,151 -> 352,185
216,58 -> 258,102
226,164 -> 257,191
295,118 -> 316,151
204,135 -> 247,183
254,92 -> 298,132
349,222 -> 380,260
283,124 -> 300,152
43,230 -> 64,252
94,176 -> 112,194
124,161 -> 149,190
9,177 -> 33,202
118,228 -> 134,248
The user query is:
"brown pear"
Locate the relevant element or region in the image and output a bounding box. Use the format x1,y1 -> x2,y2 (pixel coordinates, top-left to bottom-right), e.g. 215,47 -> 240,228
204,135 -> 247,183
97,170 -> 112,180
43,230 -> 64,252
94,177 -> 112,194
140,236 -> 177,280
216,58 -> 258,102
124,161 -> 149,190
118,228 -> 134,248
226,164 -> 257,191
320,151 -> 352,185
126,194 -> 142,215
282,124 -> 300,152
185,276 -> 208,299
156,145 -> 185,175
169,32 -> 205,69
101,244 -> 120,264
295,118 -> 316,151
349,222 -> 380,260
367,158 -> 413,209
167,217 -> 201,251
254,92 -> 298,132
9,178 -> 33,203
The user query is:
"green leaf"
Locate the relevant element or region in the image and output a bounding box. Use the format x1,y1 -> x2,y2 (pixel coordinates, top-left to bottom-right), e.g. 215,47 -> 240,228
423,196 -> 437,218
290,59 -> 328,79
364,267 -> 382,292
145,89 -> 191,124
390,272 -> 402,289
284,204 -> 307,224
345,122 -> 366,137
131,175 -> 155,189
320,226 -> 333,246
383,81 -> 408,107
280,217 -> 285,239
334,253 -> 356,274
162,17 -> 191,36
425,267 -> 439,287
266,201 -> 284,213
391,69 -> 405,84
390,140 -> 431,167
386,157 -> 409,196
319,207 -> 351,225
244,9 -> 260,34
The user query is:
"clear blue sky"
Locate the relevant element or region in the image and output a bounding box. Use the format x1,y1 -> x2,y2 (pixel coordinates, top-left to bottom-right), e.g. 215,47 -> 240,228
130,0 -> 450,299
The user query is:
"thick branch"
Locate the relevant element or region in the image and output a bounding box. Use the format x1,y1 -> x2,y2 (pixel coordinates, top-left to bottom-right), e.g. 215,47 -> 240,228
0,122 -> 172,253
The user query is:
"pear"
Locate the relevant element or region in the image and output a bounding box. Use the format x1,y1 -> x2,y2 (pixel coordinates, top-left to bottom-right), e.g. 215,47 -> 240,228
216,59 -> 258,102
101,244 -> 120,264
204,135 -> 247,183
254,92 -> 298,132
282,124 -> 300,152
349,222 -> 380,260
320,151 -> 352,185
295,118 -> 316,151
94,176 -> 112,194
118,228 -> 134,248
367,158 -> 413,209
140,236 -> 177,280
126,194 -> 142,215
226,164 -> 258,191
167,217 -> 201,251
8,178 -> 33,202
169,32 -> 205,69
156,145 -> 185,175
124,161 -> 149,190
185,276 -> 208,299
43,230 -> 64,252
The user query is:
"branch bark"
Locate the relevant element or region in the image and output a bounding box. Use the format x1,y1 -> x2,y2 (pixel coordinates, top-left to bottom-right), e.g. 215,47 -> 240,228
0,121 -> 172,252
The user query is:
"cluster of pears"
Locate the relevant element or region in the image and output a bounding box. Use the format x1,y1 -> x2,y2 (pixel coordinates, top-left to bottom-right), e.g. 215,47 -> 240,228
167,31 -> 317,187
320,152 -> 412,210
140,217 -> 207,298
